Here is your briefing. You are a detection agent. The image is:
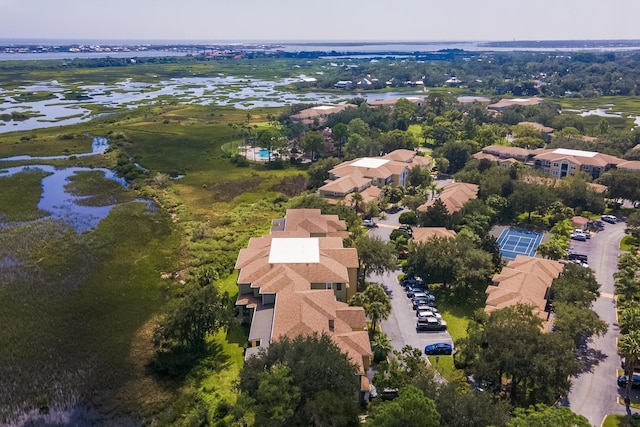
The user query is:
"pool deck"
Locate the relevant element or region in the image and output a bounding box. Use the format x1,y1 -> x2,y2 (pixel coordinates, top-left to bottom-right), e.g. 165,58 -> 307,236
237,145 -> 310,163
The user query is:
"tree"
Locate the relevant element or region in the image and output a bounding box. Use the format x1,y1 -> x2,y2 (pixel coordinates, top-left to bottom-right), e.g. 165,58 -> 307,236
371,333 -> 393,363
507,404 -> 590,427
380,129 -> 417,152
508,182 -> 552,221
307,157 -> 341,189
619,305 -> 640,335
373,346 -> 438,394
251,365 -> 301,426
392,98 -> 417,131
435,381 -> 511,427
407,164 -> 432,188
436,140 -> 475,173
366,385 -> 440,427
600,169 -> 640,205
405,237 -> 457,288
419,198 -> 449,227
238,333 -> 360,426
457,305 -> 579,405
354,235 -> 397,289
350,191 -> 364,213
625,210 -> 640,240
619,330 -> 640,409
550,263 -> 600,307
552,302 -> 607,347
350,284 -> 392,338
536,239 -> 567,260
153,283 -> 232,355
300,131 -> 325,161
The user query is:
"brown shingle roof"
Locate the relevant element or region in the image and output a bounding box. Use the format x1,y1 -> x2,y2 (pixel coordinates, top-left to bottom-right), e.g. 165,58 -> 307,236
271,290 -> 372,375
281,209 -> 349,237
617,160 -> 640,171
517,121 -> 554,133
236,235 -> 356,286
485,256 -> 563,320
411,227 -> 457,243
417,182 -> 479,214
532,148 -> 624,168
319,174 -> 372,196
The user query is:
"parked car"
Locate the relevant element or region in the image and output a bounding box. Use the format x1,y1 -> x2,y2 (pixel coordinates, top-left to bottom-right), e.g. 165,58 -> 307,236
618,374 -> 640,389
574,229 -> 590,239
424,342 -> 453,355
571,232 -> 587,241
407,289 -> 429,299
412,298 -> 436,310
416,317 -> 447,331
398,225 -> 413,236
416,309 -> 442,320
412,295 -> 435,307
363,219 -> 377,227
588,220 -> 605,231
401,277 -> 423,287
568,252 -> 588,262
602,215 -> 618,224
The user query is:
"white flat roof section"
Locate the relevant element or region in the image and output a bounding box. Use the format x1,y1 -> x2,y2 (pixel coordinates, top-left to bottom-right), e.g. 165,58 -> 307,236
314,105 -> 337,110
268,238 -> 320,264
351,158 -> 390,169
553,148 -> 597,158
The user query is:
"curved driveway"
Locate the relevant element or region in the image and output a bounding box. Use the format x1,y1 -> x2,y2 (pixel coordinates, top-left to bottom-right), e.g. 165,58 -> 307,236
562,221 -> 632,425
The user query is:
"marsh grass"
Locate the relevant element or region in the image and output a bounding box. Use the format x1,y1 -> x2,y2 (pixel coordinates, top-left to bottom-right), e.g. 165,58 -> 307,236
65,170 -> 136,206
0,169 -> 50,221
0,203 -> 181,423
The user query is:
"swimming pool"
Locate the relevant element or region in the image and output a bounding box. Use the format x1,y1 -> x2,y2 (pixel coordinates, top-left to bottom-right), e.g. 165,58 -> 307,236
257,149 -> 271,160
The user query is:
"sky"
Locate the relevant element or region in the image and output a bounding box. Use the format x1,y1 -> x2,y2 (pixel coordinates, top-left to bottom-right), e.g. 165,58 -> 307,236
1,0 -> 639,42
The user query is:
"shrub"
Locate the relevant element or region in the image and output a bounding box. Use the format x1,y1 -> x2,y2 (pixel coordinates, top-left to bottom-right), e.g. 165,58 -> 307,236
399,211 -> 417,225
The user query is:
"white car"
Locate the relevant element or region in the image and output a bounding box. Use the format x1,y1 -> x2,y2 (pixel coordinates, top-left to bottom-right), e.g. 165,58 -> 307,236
363,219 -> 376,227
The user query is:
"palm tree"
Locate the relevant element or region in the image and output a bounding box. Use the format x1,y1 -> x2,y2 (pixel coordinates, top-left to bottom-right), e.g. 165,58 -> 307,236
350,192 -> 364,214
371,333 -> 393,363
614,268 -> 640,304
349,284 -> 392,339
620,305 -> 640,335
619,330 -> 640,405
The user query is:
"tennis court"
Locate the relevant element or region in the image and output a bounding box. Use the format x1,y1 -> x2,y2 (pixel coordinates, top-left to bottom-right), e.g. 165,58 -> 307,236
497,228 -> 543,259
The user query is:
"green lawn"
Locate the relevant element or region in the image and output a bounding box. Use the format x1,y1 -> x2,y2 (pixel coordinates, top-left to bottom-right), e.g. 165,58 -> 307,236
621,235 -> 639,252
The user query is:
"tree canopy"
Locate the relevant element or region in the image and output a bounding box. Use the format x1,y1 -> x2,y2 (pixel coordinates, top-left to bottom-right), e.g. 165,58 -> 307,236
238,333 -> 360,426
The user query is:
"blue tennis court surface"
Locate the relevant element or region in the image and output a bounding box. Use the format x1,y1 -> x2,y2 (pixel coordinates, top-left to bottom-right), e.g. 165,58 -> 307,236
497,228 -> 543,259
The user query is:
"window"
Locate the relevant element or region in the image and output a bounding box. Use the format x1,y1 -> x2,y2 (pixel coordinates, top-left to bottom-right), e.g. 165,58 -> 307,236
542,167 -> 549,173
326,283 -> 333,290
552,171 -> 558,176
570,165 -> 576,170
336,283 -> 343,291
553,162 -> 559,167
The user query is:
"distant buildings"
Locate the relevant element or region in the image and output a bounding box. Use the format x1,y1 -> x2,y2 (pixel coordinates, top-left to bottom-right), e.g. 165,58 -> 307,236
318,149 -> 431,204
474,145 -> 625,179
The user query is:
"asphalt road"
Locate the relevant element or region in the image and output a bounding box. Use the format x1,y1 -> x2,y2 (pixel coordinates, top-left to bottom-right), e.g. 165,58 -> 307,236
368,205 -> 454,359
562,221 -> 633,425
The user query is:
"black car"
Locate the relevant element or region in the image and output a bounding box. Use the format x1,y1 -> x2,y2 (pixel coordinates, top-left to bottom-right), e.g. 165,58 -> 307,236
618,374 -> 640,389
568,252 -> 588,263
424,343 -> 453,355
412,297 -> 436,309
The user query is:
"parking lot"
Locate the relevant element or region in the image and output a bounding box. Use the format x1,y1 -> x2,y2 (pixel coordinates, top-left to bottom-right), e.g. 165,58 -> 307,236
367,208 -> 454,357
